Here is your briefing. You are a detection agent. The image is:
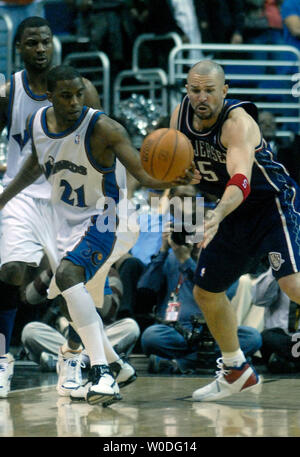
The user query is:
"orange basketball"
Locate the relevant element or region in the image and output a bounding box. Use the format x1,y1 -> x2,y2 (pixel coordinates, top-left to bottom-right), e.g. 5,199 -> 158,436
140,128 -> 194,182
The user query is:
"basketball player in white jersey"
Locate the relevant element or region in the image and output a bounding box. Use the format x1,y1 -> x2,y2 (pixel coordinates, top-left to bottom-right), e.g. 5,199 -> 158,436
0,17 -> 103,398
0,65 -> 197,405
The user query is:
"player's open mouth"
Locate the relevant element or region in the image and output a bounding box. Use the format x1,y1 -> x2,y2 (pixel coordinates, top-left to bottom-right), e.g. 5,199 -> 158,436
68,110 -> 81,117
36,57 -> 47,64
198,105 -> 209,111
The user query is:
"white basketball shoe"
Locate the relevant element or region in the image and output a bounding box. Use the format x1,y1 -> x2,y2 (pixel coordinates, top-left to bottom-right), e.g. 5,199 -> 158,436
86,364 -> 121,406
56,347 -> 84,397
192,358 -> 261,402
0,354 -> 14,398
71,357 -> 136,402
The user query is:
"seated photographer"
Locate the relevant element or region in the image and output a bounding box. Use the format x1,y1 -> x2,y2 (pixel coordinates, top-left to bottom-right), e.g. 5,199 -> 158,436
115,185 -> 198,335
250,267 -> 300,374
139,218 -> 262,374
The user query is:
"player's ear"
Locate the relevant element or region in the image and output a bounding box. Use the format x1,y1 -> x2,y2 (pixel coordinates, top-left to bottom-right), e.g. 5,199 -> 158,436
223,84 -> 229,99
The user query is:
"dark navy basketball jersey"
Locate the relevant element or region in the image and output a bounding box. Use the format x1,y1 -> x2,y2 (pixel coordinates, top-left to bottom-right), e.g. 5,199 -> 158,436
177,95 -> 295,202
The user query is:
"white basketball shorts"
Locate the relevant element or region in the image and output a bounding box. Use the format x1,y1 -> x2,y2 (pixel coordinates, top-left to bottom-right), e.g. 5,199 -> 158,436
0,192 -> 60,272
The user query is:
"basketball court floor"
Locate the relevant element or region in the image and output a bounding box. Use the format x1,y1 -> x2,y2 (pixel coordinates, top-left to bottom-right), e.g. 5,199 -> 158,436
2,358 -> 300,440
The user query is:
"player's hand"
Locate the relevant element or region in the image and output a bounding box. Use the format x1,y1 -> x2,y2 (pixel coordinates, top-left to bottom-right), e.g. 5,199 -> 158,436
199,209 -> 221,249
172,162 -> 201,185
169,236 -> 193,263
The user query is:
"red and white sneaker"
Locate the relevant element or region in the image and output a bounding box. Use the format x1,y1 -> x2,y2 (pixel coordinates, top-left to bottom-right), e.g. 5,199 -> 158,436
192,358 -> 261,402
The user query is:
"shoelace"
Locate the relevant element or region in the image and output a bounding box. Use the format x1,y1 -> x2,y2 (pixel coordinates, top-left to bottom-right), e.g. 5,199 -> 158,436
64,357 -> 85,383
0,362 -> 8,372
214,357 -> 230,380
90,365 -> 112,384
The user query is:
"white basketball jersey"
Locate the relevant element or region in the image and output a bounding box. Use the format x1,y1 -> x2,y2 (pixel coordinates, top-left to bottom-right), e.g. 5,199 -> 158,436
31,106 -> 125,228
3,70 -> 52,199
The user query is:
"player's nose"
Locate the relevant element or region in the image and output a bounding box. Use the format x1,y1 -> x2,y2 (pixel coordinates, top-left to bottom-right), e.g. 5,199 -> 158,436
198,91 -> 207,102
36,42 -> 46,53
70,95 -> 81,107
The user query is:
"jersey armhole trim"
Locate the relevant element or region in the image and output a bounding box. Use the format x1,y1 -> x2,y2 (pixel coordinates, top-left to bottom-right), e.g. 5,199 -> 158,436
85,110 -> 116,174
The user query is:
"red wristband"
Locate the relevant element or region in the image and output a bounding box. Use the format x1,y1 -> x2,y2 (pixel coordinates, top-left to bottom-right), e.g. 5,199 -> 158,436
226,173 -> 250,200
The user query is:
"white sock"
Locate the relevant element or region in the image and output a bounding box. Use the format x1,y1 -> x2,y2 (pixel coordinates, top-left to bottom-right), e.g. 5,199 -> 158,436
69,315 -> 119,364
96,313 -> 119,364
222,348 -> 246,368
61,283 -> 108,367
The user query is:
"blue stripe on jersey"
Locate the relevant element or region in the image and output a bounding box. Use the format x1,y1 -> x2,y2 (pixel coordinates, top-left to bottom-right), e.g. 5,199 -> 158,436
84,110 -> 115,173
7,74 -> 15,139
84,110 -> 120,204
102,167 -> 120,205
22,70 -> 48,102
41,106 -> 89,138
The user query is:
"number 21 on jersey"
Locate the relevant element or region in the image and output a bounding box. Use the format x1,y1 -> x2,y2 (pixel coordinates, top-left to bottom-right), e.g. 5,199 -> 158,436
60,179 -> 87,207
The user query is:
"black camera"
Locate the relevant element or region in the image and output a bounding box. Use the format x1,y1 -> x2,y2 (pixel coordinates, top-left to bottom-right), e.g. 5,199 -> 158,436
171,221 -> 196,246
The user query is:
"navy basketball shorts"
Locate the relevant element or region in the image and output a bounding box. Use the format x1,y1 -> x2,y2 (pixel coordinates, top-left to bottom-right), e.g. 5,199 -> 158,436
194,186 -> 300,293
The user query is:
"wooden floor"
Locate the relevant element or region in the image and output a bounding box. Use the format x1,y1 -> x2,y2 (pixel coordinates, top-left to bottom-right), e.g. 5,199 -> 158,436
2,360 -> 300,441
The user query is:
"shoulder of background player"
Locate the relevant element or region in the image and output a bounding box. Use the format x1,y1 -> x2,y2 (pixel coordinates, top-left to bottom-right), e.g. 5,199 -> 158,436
82,77 -> 102,110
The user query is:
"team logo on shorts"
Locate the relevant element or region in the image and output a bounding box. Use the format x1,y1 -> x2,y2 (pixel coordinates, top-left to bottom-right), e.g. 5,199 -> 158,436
268,252 -> 285,271
75,134 -> 80,144
91,251 -> 103,266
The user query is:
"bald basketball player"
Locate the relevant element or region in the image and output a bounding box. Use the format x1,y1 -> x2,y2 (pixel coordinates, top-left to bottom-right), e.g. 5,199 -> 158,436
170,60 -> 300,401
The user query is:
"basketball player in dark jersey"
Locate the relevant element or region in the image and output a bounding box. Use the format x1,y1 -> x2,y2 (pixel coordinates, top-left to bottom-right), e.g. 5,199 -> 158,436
170,60 -> 300,401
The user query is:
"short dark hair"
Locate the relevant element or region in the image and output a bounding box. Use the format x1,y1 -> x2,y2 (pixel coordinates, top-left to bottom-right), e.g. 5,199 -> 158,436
15,16 -> 52,43
47,65 -> 83,92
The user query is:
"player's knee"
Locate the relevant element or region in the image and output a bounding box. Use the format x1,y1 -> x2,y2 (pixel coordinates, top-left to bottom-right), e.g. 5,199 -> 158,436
55,260 -> 85,292
117,317 -> 141,342
0,261 -> 26,285
278,273 -> 300,304
21,322 -> 39,347
140,325 -> 160,354
193,285 -> 215,310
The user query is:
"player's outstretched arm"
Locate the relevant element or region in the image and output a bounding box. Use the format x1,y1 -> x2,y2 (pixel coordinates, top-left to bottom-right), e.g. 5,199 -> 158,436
91,116 -> 198,188
201,109 -> 260,248
0,144 -> 42,210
